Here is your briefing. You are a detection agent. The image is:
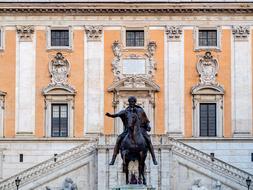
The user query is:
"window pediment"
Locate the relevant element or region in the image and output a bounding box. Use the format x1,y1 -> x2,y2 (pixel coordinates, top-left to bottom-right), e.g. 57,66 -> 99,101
42,84 -> 76,96
192,85 -> 224,95
108,76 -> 160,92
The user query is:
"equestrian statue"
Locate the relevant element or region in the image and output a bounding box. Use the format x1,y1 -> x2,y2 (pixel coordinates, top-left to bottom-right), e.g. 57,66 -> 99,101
106,96 -> 157,185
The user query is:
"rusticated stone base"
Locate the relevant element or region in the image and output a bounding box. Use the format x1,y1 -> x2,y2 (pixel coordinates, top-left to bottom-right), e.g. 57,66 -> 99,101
112,184 -> 155,190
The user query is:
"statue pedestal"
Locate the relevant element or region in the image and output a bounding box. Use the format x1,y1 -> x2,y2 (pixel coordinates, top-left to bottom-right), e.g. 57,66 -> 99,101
111,185 -> 155,190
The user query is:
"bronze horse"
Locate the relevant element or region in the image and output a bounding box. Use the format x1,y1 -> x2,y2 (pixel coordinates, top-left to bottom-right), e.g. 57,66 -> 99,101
120,111 -> 148,185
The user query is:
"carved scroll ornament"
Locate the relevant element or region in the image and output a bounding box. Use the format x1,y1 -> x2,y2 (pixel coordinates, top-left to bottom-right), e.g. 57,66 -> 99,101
111,40 -> 157,81
43,52 -> 75,94
49,52 -> 70,85
197,52 -> 218,86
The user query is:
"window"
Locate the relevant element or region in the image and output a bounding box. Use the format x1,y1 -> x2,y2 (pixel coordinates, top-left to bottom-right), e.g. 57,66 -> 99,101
47,27 -> 72,49
126,30 -> 144,47
51,30 -> 69,47
194,27 -> 221,51
199,103 -> 216,137
198,30 -> 217,47
51,104 -> 68,137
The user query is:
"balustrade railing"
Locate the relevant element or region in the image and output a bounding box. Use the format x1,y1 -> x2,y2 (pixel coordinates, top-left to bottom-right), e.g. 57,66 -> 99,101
0,142 -> 97,190
168,137 -> 253,189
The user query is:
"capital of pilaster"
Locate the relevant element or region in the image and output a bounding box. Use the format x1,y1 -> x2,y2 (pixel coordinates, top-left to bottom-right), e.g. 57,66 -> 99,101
16,25 -> 34,41
84,25 -> 103,41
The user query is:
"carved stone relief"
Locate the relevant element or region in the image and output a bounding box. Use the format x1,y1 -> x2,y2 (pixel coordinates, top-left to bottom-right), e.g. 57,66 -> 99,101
45,177 -> 78,190
191,179 -> 208,190
16,25 -> 34,41
84,25 -> 103,41
145,41 -> 157,75
112,40 -> 122,80
42,52 -> 75,94
192,51 -> 224,93
165,25 -> 182,41
197,52 -> 218,86
232,25 -> 250,41
111,40 -> 157,81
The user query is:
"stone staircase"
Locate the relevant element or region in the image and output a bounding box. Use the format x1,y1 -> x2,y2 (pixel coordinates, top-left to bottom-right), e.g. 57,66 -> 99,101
97,135 -> 253,190
168,137 -> 253,189
0,136 -> 252,189
0,140 -> 97,190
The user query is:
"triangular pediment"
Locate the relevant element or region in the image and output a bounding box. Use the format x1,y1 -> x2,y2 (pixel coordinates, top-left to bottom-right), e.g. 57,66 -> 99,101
108,76 -> 160,92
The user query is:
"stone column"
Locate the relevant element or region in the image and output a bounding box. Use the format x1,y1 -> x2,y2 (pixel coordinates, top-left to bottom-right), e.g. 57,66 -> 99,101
15,25 -> 35,136
165,26 -> 184,137
84,25 -> 104,134
232,26 -> 252,137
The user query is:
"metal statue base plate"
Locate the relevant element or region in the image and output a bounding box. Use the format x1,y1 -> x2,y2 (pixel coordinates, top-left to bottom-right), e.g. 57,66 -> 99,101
111,185 -> 155,190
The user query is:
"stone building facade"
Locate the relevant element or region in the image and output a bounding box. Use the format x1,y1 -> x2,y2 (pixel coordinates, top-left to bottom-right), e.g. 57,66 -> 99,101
0,0 -> 252,189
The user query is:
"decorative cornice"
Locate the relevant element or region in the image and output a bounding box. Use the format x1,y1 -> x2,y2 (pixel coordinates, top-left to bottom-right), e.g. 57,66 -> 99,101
165,26 -> 182,41
0,3 -> 253,15
16,25 -> 34,41
84,25 -> 103,41
232,25 -> 250,41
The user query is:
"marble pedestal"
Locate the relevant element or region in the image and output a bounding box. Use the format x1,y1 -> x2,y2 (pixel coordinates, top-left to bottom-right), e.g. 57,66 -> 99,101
111,185 -> 155,190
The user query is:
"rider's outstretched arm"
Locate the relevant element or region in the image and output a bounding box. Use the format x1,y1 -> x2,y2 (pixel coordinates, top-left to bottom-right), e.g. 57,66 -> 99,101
105,110 -> 125,118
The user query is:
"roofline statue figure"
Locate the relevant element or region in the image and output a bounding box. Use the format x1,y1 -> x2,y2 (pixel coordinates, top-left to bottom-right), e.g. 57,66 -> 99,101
105,96 -> 157,185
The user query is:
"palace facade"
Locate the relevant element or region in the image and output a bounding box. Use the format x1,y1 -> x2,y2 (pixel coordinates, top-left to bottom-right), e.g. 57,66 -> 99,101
0,1 -> 253,189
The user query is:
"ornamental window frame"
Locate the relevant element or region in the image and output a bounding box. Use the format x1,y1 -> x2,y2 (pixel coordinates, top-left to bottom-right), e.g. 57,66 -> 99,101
121,26 -> 148,49
44,95 -> 74,138
192,88 -> 224,138
47,26 -> 73,50
194,26 -> 221,51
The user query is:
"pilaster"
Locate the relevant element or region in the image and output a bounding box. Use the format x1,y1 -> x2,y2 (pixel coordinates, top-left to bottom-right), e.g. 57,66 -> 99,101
165,26 -> 184,137
84,25 -> 104,134
15,25 -> 36,136
232,25 -> 252,137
